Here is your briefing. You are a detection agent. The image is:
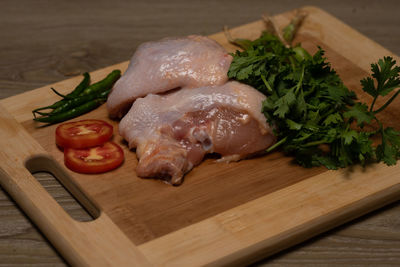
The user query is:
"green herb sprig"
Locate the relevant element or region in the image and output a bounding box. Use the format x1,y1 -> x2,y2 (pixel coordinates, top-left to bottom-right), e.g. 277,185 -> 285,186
228,32 -> 400,169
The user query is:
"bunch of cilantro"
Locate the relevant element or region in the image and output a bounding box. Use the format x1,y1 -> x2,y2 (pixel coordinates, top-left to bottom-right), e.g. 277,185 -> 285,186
228,32 -> 400,169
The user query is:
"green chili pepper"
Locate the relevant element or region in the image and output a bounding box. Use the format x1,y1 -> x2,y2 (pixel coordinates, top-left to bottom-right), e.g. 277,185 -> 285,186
32,70 -> 120,124
33,98 -> 106,124
32,72 -> 90,115
79,70 -> 121,96
51,89 -> 110,115
66,72 -> 90,98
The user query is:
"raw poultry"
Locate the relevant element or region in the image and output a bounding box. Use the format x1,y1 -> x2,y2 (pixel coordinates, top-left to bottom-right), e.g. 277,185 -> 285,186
119,81 -> 276,185
107,35 -> 276,184
107,35 -> 232,118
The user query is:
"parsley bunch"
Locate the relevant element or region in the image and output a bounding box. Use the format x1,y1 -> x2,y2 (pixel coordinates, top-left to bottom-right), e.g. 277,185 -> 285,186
228,32 -> 400,169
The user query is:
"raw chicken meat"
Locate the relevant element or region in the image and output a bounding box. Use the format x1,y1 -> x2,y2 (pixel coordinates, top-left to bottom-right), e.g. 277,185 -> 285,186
107,35 -> 233,118
119,81 -> 276,185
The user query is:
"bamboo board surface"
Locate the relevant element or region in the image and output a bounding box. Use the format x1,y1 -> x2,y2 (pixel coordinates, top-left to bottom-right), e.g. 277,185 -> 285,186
1,6 -> 400,266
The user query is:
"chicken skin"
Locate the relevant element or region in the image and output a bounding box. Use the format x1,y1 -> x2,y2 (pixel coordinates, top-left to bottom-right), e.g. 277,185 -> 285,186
119,81 -> 276,185
107,35 -> 232,118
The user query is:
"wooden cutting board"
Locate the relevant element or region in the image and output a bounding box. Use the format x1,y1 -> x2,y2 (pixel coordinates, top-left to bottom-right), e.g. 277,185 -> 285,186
1,6 -> 400,266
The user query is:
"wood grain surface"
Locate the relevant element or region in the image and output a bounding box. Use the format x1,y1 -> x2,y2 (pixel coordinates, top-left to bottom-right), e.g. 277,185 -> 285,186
1,0 -> 400,266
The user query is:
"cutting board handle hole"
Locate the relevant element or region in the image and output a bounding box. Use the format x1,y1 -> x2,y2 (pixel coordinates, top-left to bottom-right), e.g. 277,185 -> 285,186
25,155 -> 100,222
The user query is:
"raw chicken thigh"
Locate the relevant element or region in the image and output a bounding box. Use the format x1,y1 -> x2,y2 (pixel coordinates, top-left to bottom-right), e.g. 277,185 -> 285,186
107,35 -> 232,118
119,81 -> 276,185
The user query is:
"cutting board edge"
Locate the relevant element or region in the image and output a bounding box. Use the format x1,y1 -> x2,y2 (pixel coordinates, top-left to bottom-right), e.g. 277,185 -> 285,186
212,183 -> 400,266
138,164 -> 400,266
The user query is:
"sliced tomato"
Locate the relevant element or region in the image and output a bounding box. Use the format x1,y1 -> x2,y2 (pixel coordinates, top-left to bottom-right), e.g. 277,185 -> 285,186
56,119 -> 113,149
64,141 -> 124,174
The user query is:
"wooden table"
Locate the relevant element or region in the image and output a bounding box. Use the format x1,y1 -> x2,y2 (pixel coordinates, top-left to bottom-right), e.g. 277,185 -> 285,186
1,0 -> 399,265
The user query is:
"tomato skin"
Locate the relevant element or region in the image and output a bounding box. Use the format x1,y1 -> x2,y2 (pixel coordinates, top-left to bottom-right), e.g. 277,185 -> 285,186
56,119 -> 113,149
64,141 -> 124,174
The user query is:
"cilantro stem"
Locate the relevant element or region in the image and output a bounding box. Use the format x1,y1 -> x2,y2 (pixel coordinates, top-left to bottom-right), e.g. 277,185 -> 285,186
261,74 -> 273,93
266,136 -> 287,152
373,90 -> 400,114
294,65 -> 305,94
369,96 -> 378,112
302,139 -> 328,147
289,56 -> 296,70
304,84 -> 316,97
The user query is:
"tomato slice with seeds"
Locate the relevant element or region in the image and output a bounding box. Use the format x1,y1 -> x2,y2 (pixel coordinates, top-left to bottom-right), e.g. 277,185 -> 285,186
64,141 -> 124,174
56,119 -> 113,149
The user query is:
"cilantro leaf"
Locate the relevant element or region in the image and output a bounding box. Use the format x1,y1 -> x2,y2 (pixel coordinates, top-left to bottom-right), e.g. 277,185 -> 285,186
361,77 -> 377,97
384,127 -> 400,148
286,119 -> 302,130
361,56 -> 400,113
343,103 -> 375,126
376,126 -> 400,165
373,57 -> 400,96
323,113 -> 342,126
273,90 -> 296,118
341,129 -> 358,145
